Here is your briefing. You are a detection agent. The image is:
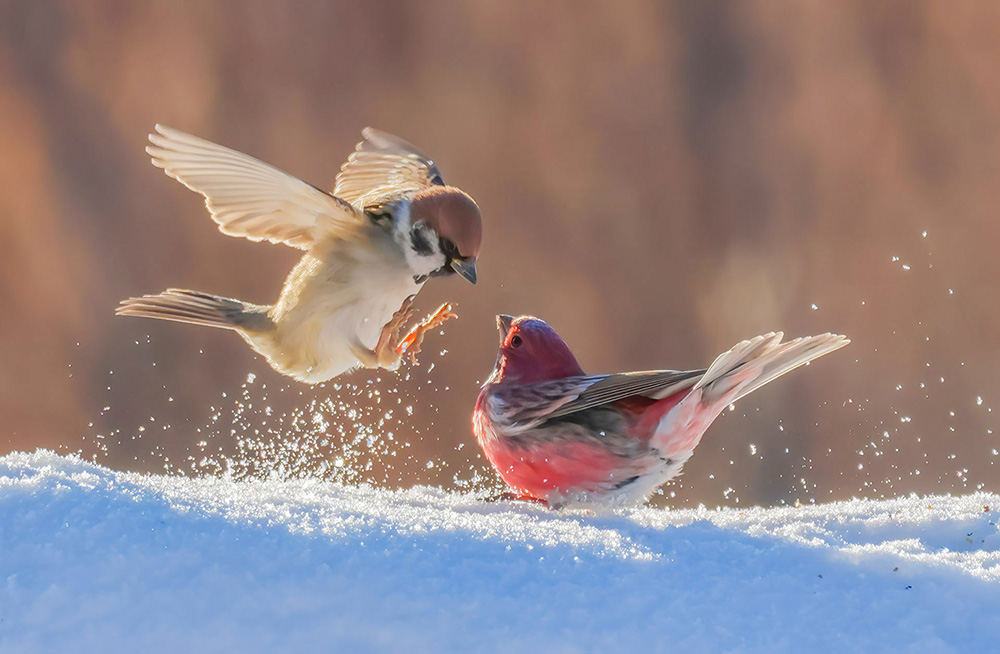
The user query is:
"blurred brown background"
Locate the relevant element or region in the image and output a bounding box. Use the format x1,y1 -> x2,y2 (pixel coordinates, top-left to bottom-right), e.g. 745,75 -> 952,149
2,0 -> 998,507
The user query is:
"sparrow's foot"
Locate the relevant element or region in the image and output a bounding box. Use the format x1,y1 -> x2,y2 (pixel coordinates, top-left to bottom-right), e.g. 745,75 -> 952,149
349,342 -> 373,368
351,296 -> 418,370
396,302 -> 458,364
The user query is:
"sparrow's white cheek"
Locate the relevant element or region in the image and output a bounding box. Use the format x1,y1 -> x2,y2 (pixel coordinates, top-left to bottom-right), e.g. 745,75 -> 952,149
405,248 -> 446,279
391,205 -> 446,279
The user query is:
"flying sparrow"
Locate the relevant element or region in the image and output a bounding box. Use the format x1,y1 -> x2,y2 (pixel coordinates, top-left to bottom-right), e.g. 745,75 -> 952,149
473,315 -> 849,507
117,125 -> 482,383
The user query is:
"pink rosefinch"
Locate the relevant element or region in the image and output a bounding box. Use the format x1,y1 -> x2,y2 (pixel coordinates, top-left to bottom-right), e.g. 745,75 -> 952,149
473,315 -> 849,507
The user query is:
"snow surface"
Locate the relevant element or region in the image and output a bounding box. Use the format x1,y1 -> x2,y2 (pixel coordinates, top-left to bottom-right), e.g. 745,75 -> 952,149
2,450 -> 999,653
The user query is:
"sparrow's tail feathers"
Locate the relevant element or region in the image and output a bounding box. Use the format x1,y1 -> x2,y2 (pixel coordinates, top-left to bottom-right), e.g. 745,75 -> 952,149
116,288 -> 273,333
695,332 -> 850,405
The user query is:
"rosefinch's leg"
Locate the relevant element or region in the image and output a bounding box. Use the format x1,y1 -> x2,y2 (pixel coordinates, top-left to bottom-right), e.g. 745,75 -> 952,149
484,491 -> 548,505
396,302 -> 458,364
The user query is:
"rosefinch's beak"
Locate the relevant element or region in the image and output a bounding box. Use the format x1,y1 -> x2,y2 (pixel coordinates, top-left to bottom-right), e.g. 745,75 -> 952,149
450,257 -> 477,285
497,314 -> 514,344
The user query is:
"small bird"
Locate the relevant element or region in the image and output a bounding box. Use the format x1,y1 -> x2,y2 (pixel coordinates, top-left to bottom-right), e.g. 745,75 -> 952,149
117,125 -> 482,383
473,315 -> 849,507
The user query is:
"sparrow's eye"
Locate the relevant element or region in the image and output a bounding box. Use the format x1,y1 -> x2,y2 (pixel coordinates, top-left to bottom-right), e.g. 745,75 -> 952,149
510,335 -> 523,348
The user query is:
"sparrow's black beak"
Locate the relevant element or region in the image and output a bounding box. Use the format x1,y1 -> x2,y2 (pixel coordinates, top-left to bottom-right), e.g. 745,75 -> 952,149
450,257 -> 477,285
497,314 -> 514,345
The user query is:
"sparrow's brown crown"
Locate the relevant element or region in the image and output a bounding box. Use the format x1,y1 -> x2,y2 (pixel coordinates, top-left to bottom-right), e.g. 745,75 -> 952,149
410,186 -> 482,259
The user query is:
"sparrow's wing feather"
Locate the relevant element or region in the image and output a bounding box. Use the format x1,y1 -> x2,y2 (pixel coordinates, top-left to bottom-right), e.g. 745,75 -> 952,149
334,128 -> 445,206
490,370 -> 704,428
147,125 -> 361,250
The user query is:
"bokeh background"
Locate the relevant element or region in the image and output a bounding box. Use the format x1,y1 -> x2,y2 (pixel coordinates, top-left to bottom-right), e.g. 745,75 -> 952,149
2,0 -> 998,507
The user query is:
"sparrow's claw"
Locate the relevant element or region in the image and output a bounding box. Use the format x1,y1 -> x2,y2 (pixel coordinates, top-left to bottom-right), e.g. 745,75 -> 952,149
353,295 -> 419,370
397,302 -> 457,364
389,300 -> 418,336
356,298 -> 455,370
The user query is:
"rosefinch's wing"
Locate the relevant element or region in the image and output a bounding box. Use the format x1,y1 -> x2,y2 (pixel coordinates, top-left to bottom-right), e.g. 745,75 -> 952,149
147,125 -> 361,250
335,128 -> 446,206
485,370 -> 703,430
544,370 -> 704,418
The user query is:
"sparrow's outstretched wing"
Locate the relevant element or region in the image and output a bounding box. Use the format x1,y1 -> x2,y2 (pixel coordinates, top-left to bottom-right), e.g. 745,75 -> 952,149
485,370 -> 704,430
147,125 -> 361,250
334,128 -> 446,206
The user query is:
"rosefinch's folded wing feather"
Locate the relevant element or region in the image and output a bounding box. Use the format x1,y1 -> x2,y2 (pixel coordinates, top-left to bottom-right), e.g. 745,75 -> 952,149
487,370 -> 704,429
543,370 -> 704,418
147,125 -> 361,250
334,128 -> 446,206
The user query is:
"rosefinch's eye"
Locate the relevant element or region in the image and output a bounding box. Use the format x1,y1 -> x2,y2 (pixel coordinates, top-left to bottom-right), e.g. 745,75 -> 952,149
510,335 -> 523,348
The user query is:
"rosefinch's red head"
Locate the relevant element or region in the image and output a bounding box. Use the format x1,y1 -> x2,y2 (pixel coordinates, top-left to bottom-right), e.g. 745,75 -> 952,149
487,315 -> 584,386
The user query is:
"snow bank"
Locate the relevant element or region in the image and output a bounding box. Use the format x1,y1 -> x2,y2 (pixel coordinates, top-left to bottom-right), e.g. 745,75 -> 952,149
2,450 -> 998,652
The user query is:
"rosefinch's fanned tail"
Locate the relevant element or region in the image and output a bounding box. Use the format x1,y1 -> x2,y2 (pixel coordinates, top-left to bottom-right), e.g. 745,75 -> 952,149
695,332 -> 850,405
649,332 -> 849,467
116,288 -> 273,333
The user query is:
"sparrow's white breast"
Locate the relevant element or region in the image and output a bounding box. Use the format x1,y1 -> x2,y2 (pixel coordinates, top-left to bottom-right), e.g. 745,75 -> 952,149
251,231 -> 420,382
